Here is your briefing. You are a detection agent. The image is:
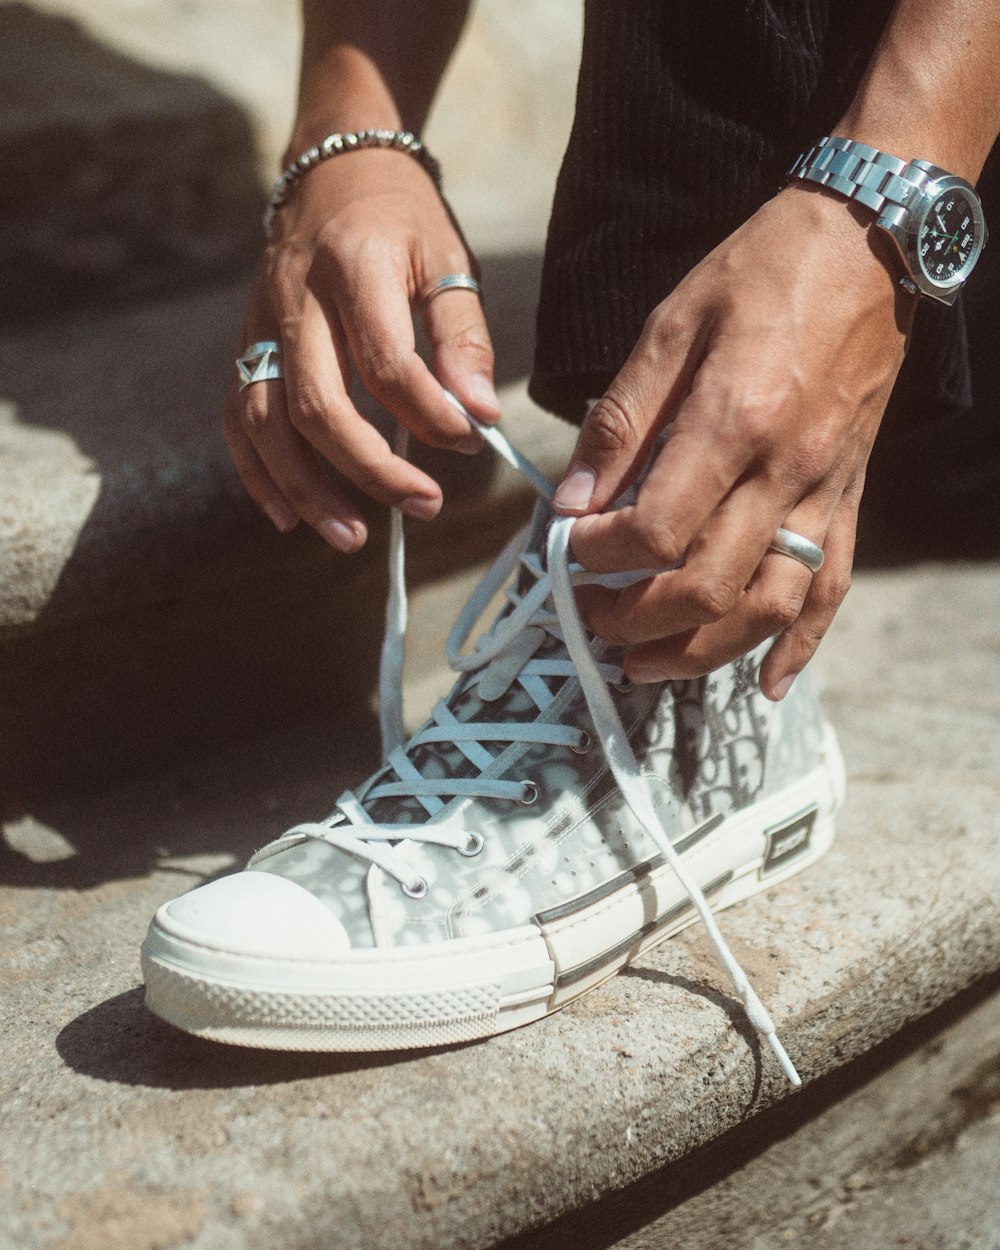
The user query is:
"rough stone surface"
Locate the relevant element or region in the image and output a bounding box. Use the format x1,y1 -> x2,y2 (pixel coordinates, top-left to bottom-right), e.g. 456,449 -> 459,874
0,3 -> 262,325
2,558 -> 1000,1250
513,977 -> 1000,1250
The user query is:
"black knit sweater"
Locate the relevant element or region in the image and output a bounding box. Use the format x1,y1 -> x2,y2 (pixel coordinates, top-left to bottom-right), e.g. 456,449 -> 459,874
530,0 -> 995,428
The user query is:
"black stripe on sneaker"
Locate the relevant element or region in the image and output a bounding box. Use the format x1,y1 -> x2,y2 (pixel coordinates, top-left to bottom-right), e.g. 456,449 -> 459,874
550,869 -> 734,989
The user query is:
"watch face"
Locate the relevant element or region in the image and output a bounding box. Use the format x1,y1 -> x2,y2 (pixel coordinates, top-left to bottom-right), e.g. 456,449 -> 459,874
917,189 -> 984,286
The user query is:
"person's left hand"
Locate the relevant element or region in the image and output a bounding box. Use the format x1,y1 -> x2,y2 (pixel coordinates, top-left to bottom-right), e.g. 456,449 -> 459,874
552,185 -> 915,700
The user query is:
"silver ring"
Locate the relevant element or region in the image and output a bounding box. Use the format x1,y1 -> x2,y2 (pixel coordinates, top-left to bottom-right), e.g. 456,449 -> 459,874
420,273 -> 483,305
768,527 -> 825,574
236,340 -> 283,390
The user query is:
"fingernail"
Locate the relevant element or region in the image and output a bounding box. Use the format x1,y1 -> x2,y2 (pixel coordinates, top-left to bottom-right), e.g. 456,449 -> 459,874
771,673 -> 798,701
467,373 -> 500,417
401,495 -> 441,521
455,432 -> 484,455
553,464 -> 596,513
264,501 -> 298,533
629,665 -> 667,686
318,518 -> 363,553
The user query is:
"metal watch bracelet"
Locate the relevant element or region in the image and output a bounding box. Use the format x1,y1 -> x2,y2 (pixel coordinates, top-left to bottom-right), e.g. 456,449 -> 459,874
787,135 -> 946,294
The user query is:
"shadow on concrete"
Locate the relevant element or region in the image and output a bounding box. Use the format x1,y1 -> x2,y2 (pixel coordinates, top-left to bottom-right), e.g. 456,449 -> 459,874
0,248 -> 548,793
0,703 -> 381,889
0,3 -> 264,327
0,15 -> 549,796
622,967 -> 764,1113
499,970 -> 1000,1250
55,986 -> 473,1090
0,6 -> 555,798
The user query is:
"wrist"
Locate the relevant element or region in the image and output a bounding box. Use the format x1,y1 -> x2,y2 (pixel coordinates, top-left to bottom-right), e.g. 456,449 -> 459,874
834,51 -> 994,184
786,135 -> 988,307
832,114 -> 981,185
267,129 -> 443,237
784,181 -> 903,273
286,48 -> 405,166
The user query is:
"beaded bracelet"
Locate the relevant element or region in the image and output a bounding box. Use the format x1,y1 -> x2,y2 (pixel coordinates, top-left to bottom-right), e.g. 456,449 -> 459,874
263,129 -> 443,236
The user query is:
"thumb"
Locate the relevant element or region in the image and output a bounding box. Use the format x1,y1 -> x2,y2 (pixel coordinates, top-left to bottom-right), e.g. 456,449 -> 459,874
551,330 -> 693,515
552,389 -> 652,515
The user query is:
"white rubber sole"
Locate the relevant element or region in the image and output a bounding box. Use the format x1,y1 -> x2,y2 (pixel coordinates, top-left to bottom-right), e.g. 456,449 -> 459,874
142,723 -> 845,1051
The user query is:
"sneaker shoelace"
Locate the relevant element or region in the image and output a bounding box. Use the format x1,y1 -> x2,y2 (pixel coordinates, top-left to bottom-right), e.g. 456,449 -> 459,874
251,400 -> 801,1086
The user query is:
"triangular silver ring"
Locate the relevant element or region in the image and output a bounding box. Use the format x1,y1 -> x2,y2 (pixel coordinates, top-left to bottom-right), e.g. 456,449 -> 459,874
236,339 -> 283,390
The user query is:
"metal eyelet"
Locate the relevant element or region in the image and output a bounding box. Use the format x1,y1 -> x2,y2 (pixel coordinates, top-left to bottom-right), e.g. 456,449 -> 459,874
612,677 -> 633,694
458,831 -> 485,857
401,877 -> 428,899
518,781 -> 539,806
571,730 -> 593,755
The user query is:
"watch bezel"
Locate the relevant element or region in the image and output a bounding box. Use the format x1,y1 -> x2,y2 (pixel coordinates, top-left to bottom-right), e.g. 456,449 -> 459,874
896,175 -> 988,303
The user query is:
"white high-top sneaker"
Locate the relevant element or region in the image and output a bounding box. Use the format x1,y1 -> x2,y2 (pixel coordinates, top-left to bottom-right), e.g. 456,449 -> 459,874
142,422 -> 844,1084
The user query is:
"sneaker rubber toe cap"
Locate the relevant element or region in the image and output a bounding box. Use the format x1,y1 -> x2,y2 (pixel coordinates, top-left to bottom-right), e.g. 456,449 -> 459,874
152,870 -> 351,961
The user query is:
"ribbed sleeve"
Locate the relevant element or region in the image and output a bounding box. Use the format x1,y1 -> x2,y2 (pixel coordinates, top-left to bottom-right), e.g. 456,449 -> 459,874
529,0 -> 990,428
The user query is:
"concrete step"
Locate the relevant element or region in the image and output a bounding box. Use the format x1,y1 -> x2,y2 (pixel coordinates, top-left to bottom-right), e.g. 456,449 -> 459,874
0,259 -> 576,793
2,555 -> 999,1249
1,0 -> 584,329
0,0 -> 584,793
516,976 -> 1000,1250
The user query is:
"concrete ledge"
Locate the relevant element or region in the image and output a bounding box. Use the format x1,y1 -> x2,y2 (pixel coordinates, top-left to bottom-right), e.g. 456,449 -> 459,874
509,974 -> 1000,1248
1,558 -> 998,1249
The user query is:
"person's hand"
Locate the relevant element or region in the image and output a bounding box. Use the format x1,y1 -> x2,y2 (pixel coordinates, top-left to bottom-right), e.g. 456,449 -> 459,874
224,148 -> 500,552
552,185 -> 915,699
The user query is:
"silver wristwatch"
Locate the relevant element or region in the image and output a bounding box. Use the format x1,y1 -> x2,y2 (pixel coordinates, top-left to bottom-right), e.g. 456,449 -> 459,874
788,135 -> 988,305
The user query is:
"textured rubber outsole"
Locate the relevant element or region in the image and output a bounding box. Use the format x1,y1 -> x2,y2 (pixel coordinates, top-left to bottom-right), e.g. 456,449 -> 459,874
142,959 -> 512,1050
142,724 -> 844,1051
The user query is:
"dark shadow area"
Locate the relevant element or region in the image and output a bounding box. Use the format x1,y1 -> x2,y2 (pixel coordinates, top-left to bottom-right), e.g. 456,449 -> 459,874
498,969 -> 1000,1250
622,968 -> 764,1113
55,986 -> 480,1091
0,700 -> 382,889
0,3 -> 263,327
0,8 -> 550,796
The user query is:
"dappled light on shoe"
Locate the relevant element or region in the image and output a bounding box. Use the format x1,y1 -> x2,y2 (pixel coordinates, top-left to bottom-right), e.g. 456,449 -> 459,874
142,414 -> 844,1084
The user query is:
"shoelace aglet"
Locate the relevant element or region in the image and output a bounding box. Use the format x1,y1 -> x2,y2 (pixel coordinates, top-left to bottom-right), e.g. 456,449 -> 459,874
443,391 -> 556,502
743,984 -> 801,1087
766,1032 -> 802,1087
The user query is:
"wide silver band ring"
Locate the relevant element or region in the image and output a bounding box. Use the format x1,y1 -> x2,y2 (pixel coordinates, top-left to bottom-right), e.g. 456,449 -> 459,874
420,273 -> 483,305
236,340 -> 283,390
768,527 -> 825,574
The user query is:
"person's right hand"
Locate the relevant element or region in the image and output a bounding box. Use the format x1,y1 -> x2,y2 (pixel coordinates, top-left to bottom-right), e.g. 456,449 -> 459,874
223,147 -> 500,552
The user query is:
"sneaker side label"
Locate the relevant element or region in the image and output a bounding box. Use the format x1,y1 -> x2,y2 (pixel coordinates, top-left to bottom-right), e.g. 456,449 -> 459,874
762,807 -> 817,875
